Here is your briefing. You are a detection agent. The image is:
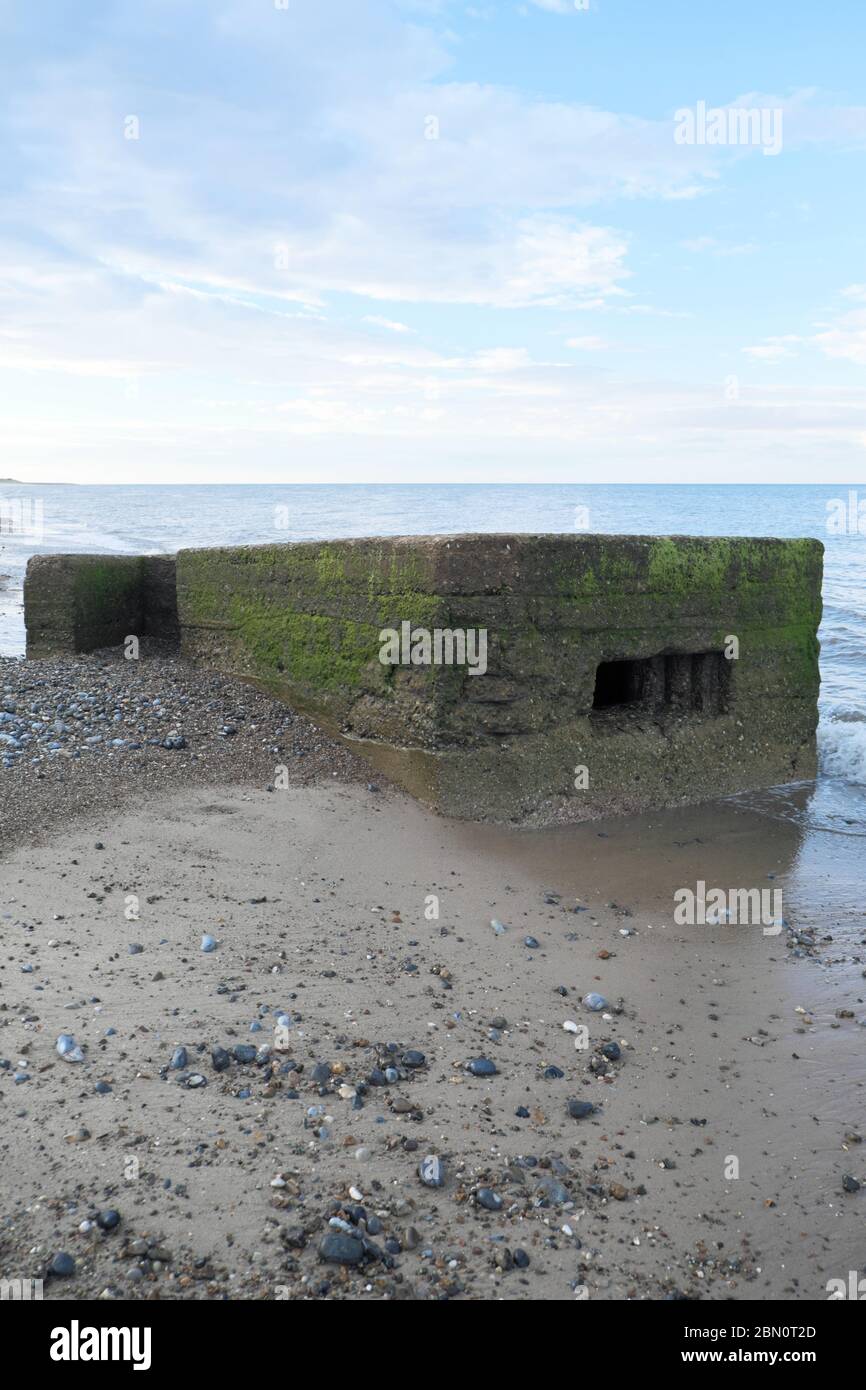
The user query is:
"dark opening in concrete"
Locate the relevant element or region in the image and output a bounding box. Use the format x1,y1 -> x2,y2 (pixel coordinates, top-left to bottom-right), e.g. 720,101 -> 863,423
593,658 -> 645,709
593,652 -> 729,715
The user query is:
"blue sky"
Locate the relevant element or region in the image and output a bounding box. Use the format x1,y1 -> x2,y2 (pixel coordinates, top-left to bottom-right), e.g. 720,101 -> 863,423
1,0 -> 865,483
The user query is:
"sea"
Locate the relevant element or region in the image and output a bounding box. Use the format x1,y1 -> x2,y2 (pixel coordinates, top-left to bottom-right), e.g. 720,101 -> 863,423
2,482 -> 865,836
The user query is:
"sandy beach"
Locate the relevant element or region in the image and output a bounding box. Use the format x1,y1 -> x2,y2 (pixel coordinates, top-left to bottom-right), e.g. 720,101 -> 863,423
1,651 -> 863,1302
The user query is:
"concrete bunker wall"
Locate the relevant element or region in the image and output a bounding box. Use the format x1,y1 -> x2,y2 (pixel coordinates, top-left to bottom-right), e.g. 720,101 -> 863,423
23,534 -> 823,822
24,554 -> 179,657
173,533 -> 823,821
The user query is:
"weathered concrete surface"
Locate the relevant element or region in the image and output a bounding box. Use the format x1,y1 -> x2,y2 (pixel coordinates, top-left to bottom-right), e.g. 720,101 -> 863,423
142,556 -> 180,645
24,554 -> 178,657
174,534 -> 823,822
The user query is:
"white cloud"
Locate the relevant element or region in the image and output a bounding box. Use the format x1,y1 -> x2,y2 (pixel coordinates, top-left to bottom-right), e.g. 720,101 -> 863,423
528,0 -> 586,13
363,316 -> 414,333
812,314 -> 866,366
742,336 -> 803,362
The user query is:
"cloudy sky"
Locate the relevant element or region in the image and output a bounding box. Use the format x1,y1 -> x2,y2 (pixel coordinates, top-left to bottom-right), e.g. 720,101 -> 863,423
2,0 -> 865,483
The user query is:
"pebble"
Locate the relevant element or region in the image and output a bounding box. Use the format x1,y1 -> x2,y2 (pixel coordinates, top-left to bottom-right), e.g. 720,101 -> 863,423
567,1099 -> 595,1119
583,992 -> 607,1011
318,1233 -> 365,1265
49,1252 -> 76,1277
476,1187 -> 503,1211
534,1176 -> 572,1207
467,1057 -> 498,1077
56,1033 -> 85,1063
201,934 -> 218,952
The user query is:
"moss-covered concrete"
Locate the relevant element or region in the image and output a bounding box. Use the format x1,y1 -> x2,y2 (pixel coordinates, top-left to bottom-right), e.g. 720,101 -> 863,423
24,554 -> 178,656
172,533 -> 823,821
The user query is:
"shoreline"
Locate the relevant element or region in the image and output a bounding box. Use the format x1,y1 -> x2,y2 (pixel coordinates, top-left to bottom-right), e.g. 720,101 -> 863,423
1,659 -> 864,1300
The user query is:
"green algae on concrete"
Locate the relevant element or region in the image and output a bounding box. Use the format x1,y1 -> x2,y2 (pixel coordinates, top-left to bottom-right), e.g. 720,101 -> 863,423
23,533 -> 823,823
172,533 -> 823,821
24,554 -> 178,656
25,555 -> 144,656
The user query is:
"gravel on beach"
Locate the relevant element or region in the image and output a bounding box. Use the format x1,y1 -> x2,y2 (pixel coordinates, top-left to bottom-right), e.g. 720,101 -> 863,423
0,646 -> 370,850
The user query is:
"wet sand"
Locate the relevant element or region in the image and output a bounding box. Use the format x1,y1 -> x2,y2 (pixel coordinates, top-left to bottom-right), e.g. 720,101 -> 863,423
1,777 -> 863,1301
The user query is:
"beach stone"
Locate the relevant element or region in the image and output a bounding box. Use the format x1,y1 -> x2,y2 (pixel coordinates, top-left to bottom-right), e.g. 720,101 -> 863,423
318,1233 -> 364,1265
534,1177 -> 571,1206
419,1154 -> 445,1188
567,1099 -> 595,1119
583,992 -> 607,1011
602,1041 -> 621,1061
467,1057 -> 498,1077
169,1047 -> 187,1070
97,1209 -> 121,1231
49,1252 -> 75,1277
211,1046 -> 231,1072
476,1187 -> 503,1211
402,1050 -> 426,1068
842,1174 -> 860,1193
233,1044 -> 257,1063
